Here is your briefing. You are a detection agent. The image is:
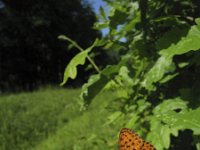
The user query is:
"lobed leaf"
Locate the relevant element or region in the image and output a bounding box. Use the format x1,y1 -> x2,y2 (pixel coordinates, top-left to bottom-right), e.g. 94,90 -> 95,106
149,98 -> 200,150
142,22 -> 200,91
60,38 -> 99,86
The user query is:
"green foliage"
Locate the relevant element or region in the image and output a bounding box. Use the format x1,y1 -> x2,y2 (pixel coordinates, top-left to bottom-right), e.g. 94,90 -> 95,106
59,36 -> 100,86
61,0 -> 200,149
148,98 -> 200,149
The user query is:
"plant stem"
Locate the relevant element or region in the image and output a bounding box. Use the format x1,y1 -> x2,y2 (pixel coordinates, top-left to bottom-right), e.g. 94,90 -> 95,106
59,35 -> 101,73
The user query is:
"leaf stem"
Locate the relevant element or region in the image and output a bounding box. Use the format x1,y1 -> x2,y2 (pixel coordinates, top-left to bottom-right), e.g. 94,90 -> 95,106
59,35 -> 101,73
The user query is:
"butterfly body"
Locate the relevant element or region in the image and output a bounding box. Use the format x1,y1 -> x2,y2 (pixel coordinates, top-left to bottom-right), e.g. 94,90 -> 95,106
119,128 -> 155,150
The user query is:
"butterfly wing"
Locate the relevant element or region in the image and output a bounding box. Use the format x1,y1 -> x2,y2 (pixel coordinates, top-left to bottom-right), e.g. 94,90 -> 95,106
141,141 -> 155,150
119,128 -> 155,150
119,128 -> 143,150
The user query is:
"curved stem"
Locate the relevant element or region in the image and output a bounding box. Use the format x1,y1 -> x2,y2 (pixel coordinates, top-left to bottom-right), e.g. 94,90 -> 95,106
59,36 -> 101,73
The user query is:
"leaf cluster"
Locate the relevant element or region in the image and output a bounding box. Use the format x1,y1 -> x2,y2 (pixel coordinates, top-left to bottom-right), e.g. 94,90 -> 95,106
61,0 -> 200,149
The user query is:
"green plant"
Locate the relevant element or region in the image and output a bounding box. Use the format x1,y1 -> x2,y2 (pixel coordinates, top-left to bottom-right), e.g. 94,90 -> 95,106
61,0 -> 200,149
0,88 -> 81,150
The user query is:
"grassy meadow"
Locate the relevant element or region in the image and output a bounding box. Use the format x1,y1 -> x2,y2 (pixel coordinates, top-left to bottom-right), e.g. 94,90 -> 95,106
0,87 -> 120,150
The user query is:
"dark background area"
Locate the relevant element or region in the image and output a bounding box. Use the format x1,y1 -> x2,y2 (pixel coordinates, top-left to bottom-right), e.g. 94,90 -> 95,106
0,0 -> 102,92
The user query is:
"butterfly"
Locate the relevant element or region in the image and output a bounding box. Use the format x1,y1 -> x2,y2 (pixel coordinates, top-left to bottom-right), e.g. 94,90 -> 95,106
119,128 -> 155,150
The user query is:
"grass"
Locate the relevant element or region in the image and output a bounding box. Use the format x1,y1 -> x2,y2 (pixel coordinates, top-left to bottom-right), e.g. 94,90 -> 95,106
0,87 -> 121,150
33,90 -> 120,150
0,87 -> 82,150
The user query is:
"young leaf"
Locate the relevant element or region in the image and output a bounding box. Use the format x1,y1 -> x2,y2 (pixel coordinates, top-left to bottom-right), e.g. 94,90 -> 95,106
60,49 -> 90,86
99,6 -> 107,21
60,39 -> 100,86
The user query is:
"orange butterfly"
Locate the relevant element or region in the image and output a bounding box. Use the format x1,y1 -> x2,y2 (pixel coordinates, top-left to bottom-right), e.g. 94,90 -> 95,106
119,128 -> 155,150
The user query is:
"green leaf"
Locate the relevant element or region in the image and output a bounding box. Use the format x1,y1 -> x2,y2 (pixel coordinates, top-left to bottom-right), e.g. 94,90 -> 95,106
99,6 -> 107,21
81,65 -> 121,104
141,56 -> 174,91
156,26 -> 189,50
161,125 -> 170,148
104,111 -> 123,125
60,50 -> 90,86
164,108 -> 200,135
142,23 -> 200,91
148,98 -> 192,149
159,73 -> 179,84
81,74 -> 109,105
149,125 -> 170,149
196,143 -> 200,150
109,9 -> 127,29
137,99 -> 151,113
124,11 -> 140,32
118,66 -> 134,87
153,97 -> 188,114
178,62 -> 189,68
159,24 -> 200,57
149,98 -> 200,150
195,18 -> 200,25
81,57 -> 130,104
125,113 -> 139,128
93,22 -> 109,30
60,39 -> 99,86
147,122 -> 164,150
67,43 -> 75,50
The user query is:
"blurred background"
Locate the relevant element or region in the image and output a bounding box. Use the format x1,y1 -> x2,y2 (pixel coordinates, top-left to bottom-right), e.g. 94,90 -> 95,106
0,0 -> 107,92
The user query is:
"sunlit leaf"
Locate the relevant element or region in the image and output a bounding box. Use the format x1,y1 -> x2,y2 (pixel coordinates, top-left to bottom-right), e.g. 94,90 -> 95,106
99,6 -> 107,21
60,50 -> 90,86
60,38 -> 99,86
142,23 -> 200,91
